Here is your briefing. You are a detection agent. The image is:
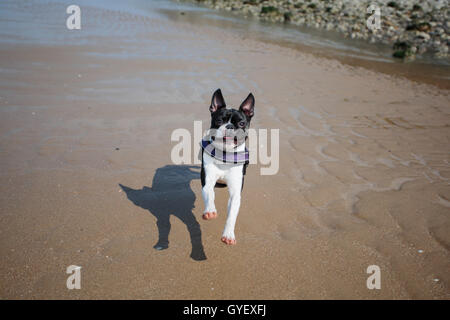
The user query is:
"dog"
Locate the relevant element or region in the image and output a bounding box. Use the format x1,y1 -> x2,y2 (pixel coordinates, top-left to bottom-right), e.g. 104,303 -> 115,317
200,89 -> 254,245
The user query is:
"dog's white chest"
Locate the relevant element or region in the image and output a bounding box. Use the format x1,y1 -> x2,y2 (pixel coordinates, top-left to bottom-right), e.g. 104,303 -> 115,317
203,152 -> 244,182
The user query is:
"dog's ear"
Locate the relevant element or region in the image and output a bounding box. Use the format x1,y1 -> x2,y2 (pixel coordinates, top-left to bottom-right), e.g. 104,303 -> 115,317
239,93 -> 255,118
210,89 -> 226,113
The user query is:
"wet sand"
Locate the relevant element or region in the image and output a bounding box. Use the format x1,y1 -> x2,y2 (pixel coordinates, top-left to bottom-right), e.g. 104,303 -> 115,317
0,0 -> 449,299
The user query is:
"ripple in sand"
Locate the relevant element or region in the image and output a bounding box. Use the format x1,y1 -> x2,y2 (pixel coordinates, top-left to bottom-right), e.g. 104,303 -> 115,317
267,106 -> 281,122
411,153 -> 427,166
423,172 -> 435,183
297,105 -> 323,120
376,157 -> 396,168
376,177 -> 417,192
437,195 -> 450,208
389,153 -> 411,167
430,169 -> 449,181
350,129 -> 368,139
308,156 -> 327,175
291,169 -> 312,188
348,152 -> 370,167
322,123 -> 337,136
315,145 -> 339,162
341,177 -> 416,215
289,108 -> 322,137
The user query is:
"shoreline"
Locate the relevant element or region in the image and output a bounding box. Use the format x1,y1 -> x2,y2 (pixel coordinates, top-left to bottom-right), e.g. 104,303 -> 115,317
163,1 -> 450,90
181,0 -> 449,61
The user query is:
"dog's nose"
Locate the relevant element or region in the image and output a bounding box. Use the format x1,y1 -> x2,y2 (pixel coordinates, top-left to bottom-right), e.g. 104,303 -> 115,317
225,124 -> 234,129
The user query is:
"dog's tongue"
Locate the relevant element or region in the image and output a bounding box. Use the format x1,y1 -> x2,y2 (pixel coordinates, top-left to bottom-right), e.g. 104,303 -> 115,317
222,136 -> 234,142
221,136 -> 237,146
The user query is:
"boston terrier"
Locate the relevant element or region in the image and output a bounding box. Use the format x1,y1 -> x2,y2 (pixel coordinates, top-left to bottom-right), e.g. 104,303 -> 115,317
200,89 -> 254,245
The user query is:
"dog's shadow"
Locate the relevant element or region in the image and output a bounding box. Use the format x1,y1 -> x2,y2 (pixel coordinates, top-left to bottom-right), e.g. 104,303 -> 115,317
119,165 -> 206,261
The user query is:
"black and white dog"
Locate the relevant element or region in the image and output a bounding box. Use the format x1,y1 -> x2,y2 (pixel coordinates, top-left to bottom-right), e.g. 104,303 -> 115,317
200,89 -> 254,245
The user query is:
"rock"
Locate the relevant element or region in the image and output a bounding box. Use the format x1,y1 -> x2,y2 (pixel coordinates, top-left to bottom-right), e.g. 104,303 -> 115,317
393,41 -> 416,60
417,22 -> 431,32
416,31 -> 431,41
261,6 -> 278,15
387,1 -> 399,9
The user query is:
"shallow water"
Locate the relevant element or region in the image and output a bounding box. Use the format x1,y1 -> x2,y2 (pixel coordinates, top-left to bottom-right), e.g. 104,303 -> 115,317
160,1 -> 450,89
1,0 -> 448,88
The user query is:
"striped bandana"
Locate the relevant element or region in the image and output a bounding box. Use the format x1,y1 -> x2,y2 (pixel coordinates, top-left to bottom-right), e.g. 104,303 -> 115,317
201,139 -> 249,164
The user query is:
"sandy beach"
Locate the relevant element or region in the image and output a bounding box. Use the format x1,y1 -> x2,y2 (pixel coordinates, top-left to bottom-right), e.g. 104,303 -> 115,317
0,0 -> 449,299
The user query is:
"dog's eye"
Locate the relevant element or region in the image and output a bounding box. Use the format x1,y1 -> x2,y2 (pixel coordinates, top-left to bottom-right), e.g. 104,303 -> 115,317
216,119 -> 224,125
239,121 -> 246,127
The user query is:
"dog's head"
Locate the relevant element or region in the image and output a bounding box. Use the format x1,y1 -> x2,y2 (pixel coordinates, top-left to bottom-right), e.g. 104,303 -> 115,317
207,89 -> 255,151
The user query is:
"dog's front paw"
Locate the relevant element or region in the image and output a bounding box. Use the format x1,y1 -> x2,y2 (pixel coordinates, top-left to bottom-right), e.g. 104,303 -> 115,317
202,211 -> 218,220
221,229 -> 236,245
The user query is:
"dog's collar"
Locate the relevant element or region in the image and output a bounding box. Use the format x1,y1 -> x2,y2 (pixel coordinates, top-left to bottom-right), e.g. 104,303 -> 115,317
201,139 -> 249,164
